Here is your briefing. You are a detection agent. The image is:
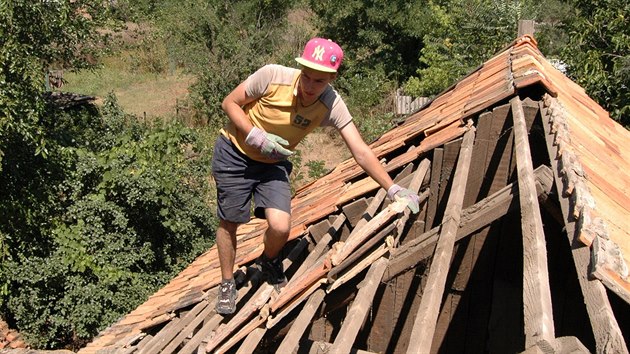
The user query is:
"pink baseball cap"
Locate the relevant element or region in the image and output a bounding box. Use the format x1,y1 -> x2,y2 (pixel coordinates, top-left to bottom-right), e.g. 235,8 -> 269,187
295,38 -> 344,73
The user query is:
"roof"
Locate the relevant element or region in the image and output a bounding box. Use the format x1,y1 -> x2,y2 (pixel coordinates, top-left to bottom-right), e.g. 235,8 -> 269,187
0,320 -> 27,351
78,35 -> 630,354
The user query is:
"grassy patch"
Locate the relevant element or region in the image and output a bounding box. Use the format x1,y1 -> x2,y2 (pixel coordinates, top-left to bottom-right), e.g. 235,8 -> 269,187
63,51 -> 194,120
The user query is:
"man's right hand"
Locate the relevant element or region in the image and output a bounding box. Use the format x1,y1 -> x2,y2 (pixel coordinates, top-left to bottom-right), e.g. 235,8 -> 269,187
245,127 -> 293,160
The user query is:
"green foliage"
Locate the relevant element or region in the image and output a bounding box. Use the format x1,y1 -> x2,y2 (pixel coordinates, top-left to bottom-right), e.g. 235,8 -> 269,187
405,0 -> 540,97
335,66 -> 396,143
0,1 -> 112,166
306,160 -> 327,179
1,95 -> 216,349
309,0 -> 433,81
561,0 -> 630,126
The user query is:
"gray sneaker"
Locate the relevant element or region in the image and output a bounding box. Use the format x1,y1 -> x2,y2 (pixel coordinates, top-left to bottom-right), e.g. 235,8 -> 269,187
215,279 -> 237,315
256,255 -> 287,291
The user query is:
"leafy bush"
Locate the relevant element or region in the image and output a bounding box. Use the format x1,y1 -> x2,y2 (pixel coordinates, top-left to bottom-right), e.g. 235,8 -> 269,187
560,0 -> 630,126
1,95 -> 216,349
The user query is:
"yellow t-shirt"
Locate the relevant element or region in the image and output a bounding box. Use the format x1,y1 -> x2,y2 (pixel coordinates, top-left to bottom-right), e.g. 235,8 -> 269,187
221,64 -> 353,163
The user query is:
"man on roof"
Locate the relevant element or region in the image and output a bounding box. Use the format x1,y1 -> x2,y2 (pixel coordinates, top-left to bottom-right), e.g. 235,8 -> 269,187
212,37 -> 421,315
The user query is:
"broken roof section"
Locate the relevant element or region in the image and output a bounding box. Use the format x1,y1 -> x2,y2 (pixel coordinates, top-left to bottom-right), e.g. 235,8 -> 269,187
79,35 -> 630,354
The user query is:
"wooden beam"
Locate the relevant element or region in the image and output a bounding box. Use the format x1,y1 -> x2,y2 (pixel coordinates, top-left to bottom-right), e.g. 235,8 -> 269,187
424,148 -> 443,230
297,339 -> 380,354
214,310 -> 268,353
342,198 -> 371,227
235,327 -> 267,354
275,289 -> 326,354
140,297 -> 210,354
540,96 -> 629,354
384,165 -> 553,282
330,200 -> 406,266
328,238 -> 392,293
327,222 -> 397,282
267,278 -> 326,329
512,96 -> 555,347
406,126 -> 476,354
204,285 -> 275,352
294,215 -> 345,280
329,257 -> 389,354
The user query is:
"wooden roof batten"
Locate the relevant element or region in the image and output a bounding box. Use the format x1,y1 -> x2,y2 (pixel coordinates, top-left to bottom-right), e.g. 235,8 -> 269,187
75,31 -> 630,354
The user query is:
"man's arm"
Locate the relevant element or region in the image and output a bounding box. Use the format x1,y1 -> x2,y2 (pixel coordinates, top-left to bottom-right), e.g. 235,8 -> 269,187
221,80 -> 293,160
338,122 -> 395,190
339,122 -> 421,213
221,81 -> 256,135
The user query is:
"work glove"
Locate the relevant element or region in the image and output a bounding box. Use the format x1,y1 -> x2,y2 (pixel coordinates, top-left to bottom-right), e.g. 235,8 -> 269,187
245,127 -> 293,160
387,184 -> 420,214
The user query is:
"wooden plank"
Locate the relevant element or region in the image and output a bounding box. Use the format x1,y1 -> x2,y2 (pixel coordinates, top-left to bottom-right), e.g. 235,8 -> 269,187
330,200 -> 407,266
267,278 -> 326,329
406,126 -> 476,354
160,302 -> 216,354
384,165 -> 552,282
463,111 -> 493,206
366,220 -> 426,353
328,239 -> 392,293
293,215 -> 344,281
270,255 -> 329,312
512,96 -> 555,347
342,198 -> 370,227
540,98 -> 629,354
329,160 -> 431,282
235,327 -> 267,354
308,219 -> 332,244
327,222 -> 397,282
175,314 -> 223,354
139,298 -> 209,354
275,289 -> 326,354
214,311 -> 268,353
296,339 -> 379,354
424,148 -> 443,230
435,139 -> 462,223
329,257 -> 389,354
204,285 -> 275,352
393,159 -> 432,245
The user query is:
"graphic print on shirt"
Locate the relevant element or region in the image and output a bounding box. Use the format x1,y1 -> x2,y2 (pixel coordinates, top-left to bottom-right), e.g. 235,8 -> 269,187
292,114 -> 312,129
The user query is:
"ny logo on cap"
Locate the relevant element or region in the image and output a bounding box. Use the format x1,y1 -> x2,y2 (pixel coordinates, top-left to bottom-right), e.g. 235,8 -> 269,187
312,45 -> 325,61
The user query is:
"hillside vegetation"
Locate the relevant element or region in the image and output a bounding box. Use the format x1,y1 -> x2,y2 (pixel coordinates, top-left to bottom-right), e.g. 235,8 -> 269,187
1,0 -> 628,349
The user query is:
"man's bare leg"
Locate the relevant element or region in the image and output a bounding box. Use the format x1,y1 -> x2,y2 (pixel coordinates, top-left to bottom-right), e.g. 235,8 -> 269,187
263,208 -> 291,259
217,219 -> 239,281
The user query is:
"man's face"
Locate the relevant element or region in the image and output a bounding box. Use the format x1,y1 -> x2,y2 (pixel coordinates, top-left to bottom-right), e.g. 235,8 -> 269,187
298,67 -> 336,103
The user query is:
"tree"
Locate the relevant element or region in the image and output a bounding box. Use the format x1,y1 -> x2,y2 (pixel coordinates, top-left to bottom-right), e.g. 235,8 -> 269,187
0,1 -> 111,167
309,0 -> 432,82
404,0 -> 541,97
1,2 -> 217,349
561,0 -> 630,126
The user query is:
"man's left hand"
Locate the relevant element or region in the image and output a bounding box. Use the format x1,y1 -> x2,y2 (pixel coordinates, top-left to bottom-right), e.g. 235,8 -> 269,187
387,184 -> 420,214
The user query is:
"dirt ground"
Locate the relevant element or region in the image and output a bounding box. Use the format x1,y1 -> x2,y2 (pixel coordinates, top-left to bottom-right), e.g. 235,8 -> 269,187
293,127 -> 351,188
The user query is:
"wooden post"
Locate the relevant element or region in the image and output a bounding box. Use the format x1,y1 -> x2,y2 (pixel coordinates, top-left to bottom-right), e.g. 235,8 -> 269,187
329,257 -> 389,354
406,127 -> 476,354
511,96 -> 555,347
274,289 -> 326,354
518,20 -> 535,37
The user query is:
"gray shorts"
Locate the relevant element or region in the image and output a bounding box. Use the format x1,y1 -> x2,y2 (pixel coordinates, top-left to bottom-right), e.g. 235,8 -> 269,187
211,135 -> 293,224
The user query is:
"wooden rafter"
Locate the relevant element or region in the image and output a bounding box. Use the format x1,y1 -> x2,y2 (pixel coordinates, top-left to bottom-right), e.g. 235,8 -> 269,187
406,126 -> 476,353
512,96 -> 555,347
